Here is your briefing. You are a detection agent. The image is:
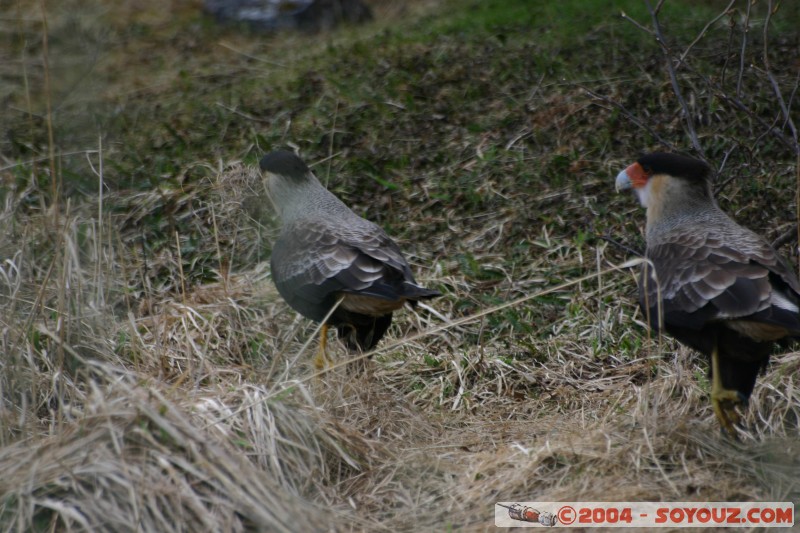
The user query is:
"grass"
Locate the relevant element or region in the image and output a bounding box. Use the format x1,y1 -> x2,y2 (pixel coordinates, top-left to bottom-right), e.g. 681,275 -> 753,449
1,0 -> 800,530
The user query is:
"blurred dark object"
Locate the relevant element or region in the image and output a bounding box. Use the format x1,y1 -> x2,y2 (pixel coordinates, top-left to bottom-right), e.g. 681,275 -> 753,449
204,0 -> 373,32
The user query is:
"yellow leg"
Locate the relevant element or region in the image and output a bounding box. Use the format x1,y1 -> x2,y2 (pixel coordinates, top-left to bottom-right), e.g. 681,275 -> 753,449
710,340 -> 742,436
313,323 -> 332,370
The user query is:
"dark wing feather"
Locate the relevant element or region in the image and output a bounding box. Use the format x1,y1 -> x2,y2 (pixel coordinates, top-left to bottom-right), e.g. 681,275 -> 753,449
640,229 -> 800,334
270,218 -> 434,322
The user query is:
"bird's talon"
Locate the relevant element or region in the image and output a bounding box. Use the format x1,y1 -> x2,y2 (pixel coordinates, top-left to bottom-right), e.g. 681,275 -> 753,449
712,389 -> 743,436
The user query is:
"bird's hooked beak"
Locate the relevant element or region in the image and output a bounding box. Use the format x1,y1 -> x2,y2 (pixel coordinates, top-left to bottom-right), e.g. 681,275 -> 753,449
614,167 -> 633,192
615,168 -> 632,192
615,162 -> 646,192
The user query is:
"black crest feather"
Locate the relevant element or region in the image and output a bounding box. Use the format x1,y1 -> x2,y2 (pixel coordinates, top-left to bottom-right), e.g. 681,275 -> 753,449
638,153 -> 710,182
260,150 -> 311,182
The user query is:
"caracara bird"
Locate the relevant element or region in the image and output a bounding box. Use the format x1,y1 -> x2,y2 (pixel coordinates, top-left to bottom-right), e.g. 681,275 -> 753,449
261,150 -> 441,368
616,152 -> 800,435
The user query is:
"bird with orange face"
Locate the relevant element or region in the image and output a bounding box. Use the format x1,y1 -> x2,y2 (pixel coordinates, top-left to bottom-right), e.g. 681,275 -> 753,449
616,152 -> 800,435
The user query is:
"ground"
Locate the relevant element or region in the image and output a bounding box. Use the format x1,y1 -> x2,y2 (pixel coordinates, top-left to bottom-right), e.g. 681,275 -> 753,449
0,0 -> 799,530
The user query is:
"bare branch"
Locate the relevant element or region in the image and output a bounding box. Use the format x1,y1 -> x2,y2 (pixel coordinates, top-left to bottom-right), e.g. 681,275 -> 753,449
622,0 -> 798,158
736,0 -> 752,98
620,11 -> 655,37
680,62 -> 799,154
759,0 -> 799,153
645,1 -> 705,158
758,68 -> 800,153
679,0 -> 737,64
719,9 -> 737,85
712,145 -> 741,194
712,144 -> 752,194
581,86 -> 678,151
772,223 -> 798,250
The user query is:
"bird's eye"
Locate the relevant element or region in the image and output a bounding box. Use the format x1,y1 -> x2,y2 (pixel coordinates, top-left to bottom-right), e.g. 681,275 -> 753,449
642,166 -> 652,175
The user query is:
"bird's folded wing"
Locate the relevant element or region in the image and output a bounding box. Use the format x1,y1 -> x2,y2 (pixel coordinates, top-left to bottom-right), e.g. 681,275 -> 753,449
640,233 -> 800,331
270,219 -> 415,307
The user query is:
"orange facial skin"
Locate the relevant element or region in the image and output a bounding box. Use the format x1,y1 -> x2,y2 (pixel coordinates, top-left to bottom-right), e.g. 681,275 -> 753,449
624,162 -> 649,189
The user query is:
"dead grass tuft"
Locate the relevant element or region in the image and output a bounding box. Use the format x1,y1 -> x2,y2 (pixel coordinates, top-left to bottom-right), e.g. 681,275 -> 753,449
0,370 -> 383,532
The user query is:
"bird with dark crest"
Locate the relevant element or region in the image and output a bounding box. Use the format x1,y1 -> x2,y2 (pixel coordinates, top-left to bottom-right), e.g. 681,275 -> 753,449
261,150 -> 441,369
616,152 -> 800,435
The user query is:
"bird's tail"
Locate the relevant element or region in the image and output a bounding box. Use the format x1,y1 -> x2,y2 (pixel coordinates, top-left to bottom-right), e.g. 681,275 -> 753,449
401,282 -> 441,301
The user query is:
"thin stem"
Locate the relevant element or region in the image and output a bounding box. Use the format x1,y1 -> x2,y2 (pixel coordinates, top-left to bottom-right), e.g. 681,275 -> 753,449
736,0 -> 752,98
581,86 -> 677,151
645,1 -> 705,159
39,0 -> 58,217
679,0 -> 737,65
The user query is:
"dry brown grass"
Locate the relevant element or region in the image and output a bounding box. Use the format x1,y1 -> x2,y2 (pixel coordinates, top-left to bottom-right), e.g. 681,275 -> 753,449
2,0 -> 800,531
3,158 -> 799,530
